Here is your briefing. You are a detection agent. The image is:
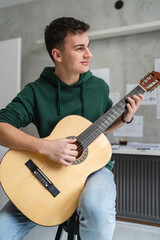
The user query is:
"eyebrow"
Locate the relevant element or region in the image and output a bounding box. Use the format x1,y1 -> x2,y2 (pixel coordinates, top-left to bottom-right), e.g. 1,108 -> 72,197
73,42 -> 90,49
73,44 -> 85,49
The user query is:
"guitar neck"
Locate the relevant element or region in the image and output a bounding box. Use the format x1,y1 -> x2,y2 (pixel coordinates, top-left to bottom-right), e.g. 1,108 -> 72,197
77,84 -> 146,148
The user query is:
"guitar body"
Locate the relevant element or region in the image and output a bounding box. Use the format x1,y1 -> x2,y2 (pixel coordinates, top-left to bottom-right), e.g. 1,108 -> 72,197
0,115 -> 112,226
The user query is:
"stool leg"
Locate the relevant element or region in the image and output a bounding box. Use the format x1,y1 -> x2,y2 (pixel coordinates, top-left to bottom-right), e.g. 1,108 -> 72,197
55,224 -> 63,240
67,212 -> 76,240
77,234 -> 81,240
67,232 -> 74,240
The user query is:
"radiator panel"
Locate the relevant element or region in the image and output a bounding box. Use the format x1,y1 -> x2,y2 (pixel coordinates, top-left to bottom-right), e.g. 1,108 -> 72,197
112,154 -> 160,224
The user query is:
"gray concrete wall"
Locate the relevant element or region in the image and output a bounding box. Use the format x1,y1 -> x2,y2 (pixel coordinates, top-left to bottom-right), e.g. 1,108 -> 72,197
0,0 -> 160,143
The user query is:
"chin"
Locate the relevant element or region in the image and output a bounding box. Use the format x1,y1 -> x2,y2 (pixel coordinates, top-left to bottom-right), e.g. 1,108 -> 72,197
79,66 -> 89,74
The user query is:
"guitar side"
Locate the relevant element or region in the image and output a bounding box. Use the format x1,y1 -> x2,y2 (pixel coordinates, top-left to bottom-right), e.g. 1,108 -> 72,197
0,115 -> 112,226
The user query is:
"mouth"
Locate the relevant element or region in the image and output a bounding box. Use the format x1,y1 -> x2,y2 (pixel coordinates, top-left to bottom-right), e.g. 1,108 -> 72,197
81,61 -> 90,65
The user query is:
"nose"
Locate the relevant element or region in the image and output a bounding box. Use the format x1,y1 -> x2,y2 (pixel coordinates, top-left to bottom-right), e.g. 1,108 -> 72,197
84,48 -> 93,58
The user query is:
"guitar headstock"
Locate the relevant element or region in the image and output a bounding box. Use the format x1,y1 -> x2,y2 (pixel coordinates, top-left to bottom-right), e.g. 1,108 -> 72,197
139,71 -> 160,92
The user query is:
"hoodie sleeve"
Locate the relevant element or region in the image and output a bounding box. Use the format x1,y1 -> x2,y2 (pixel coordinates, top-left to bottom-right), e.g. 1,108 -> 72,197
0,84 -> 35,129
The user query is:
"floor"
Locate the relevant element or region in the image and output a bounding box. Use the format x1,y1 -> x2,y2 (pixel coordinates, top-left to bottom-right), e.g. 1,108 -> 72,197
113,221 -> 160,240
25,220 -> 160,240
1,190 -> 159,240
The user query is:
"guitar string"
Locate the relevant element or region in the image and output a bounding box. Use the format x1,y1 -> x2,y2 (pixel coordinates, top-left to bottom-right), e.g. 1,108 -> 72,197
75,86 -> 145,154
76,86 -> 143,153
77,86 -> 144,150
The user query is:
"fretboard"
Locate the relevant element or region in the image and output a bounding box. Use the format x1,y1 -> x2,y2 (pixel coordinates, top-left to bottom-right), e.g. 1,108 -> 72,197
77,85 -> 146,149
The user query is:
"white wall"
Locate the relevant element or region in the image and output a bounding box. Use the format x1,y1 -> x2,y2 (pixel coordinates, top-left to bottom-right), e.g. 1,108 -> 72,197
0,38 -> 21,209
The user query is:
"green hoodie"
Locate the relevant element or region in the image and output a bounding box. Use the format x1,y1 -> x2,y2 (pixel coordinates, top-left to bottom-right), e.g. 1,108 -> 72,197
0,67 -> 113,170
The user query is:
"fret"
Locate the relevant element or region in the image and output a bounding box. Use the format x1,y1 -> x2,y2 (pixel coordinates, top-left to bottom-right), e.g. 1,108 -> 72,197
102,115 -> 114,127
79,127 -> 94,141
97,118 -> 108,128
92,123 -> 102,134
132,88 -> 139,94
77,84 -> 146,148
93,122 -> 106,133
113,104 -> 124,114
118,97 -> 125,105
94,117 -> 110,130
104,115 -> 114,125
107,108 -> 119,118
99,113 -> 112,124
78,123 -> 101,147
104,112 -> 115,122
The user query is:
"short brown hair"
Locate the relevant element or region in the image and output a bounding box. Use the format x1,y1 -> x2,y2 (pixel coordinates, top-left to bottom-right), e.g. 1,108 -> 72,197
44,17 -> 90,61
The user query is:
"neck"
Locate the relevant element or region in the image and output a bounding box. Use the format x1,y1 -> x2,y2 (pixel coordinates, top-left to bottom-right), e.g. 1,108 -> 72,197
54,67 -> 80,86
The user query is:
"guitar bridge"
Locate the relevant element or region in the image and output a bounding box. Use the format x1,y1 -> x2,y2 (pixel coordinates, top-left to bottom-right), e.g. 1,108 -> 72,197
25,159 -> 60,197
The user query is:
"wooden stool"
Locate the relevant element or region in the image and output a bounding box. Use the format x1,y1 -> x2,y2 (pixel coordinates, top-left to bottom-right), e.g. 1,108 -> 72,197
55,211 -> 81,240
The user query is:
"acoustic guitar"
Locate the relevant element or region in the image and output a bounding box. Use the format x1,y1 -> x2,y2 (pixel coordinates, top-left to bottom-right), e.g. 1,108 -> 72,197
0,71 -> 160,226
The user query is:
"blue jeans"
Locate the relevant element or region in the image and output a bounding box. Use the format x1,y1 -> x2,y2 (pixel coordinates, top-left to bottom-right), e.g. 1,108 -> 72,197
0,167 -> 116,240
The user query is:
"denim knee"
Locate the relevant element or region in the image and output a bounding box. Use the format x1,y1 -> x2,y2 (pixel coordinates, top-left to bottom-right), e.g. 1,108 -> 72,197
78,185 -> 116,228
77,167 -> 116,240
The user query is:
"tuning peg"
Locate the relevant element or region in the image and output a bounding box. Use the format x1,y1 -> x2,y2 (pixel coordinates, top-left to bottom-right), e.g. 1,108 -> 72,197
150,84 -> 160,92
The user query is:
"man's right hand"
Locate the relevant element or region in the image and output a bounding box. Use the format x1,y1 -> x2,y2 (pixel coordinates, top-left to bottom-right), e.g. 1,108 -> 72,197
40,138 -> 78,166
0,123 -> 78,167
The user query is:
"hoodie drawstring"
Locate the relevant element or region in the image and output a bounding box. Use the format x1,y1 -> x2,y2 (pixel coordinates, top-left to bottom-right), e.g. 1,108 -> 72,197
81,82 -> 86,117
57,81 -> 61,116
57,81 -> 86,117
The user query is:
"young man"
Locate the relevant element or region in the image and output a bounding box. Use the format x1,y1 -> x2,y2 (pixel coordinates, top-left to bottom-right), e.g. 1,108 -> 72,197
0,17 -> 144,240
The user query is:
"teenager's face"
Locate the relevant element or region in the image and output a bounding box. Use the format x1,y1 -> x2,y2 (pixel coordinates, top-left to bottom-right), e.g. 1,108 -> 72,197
59,32 -> 92,74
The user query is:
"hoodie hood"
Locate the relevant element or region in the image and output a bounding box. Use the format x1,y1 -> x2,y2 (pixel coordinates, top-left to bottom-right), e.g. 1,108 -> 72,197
40,67 -> 92,116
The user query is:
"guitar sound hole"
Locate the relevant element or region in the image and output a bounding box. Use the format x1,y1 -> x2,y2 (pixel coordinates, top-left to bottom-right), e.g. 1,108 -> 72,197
73,140 -> 88,164
76,141 -> 83,159
66,136 -> 88,165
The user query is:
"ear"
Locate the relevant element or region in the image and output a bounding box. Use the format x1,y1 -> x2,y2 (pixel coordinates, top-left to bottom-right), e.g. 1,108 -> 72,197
51,48 -> 62,62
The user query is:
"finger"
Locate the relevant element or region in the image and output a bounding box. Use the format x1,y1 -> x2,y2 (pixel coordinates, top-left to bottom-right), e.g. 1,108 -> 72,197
65,138 -> 77,144
127,96 -> 136,104
130,96 -> 140,107
132,95 -> 141,101
59,157 -> 75,166
137,94 -> 145,102
125,97 -> 136,110
132,94 -> 144,103
64,155 -> 77,163
65,139 -> 77,149
61,160 -> 72,167
127,95 -> 142,109
65,139 -> 78,151
126,103 -> 133,114
70,144 -> 77,150
69,149 -> 78,157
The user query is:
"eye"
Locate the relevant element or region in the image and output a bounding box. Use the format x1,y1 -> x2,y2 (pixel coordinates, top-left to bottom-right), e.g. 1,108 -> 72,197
76,47 -> 83,51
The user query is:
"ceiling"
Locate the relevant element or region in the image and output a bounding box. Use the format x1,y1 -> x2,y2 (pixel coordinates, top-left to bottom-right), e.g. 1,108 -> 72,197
0,0 -> 36,9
